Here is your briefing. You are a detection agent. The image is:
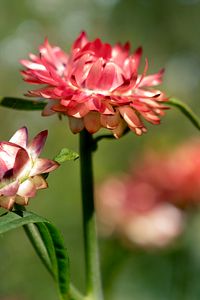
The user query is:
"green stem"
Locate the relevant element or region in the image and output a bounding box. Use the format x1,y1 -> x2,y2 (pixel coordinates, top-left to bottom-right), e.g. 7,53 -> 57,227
69,285 -> 85,300
23,223 -> 53,277
79,130 -> 103,300
166,98 -> 200,131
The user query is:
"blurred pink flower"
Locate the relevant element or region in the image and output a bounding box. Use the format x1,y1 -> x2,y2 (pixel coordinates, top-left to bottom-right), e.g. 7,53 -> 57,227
133,140 -> 200,207
0,127 -> 59,210
97,177 -> 184,249
21,31 -> 168,137
97,140 -> 200,248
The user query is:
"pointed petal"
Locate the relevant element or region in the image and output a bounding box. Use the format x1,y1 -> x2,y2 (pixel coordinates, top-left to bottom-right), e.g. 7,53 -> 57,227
83,112 -> 101,134
140,111 -> 161,124
73,31 -> 88,49
30,158 -> 59,176
68,116 -> 84,133
131,47 -> 143,71
119,106 -> 144,129
9,127 -> 28,148
139,68 -> 165,87
20,60 -> 46,71
28,130 -> 48,159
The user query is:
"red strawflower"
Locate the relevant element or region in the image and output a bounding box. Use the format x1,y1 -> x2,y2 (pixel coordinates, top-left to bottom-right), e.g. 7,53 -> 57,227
21,32 -> 168,137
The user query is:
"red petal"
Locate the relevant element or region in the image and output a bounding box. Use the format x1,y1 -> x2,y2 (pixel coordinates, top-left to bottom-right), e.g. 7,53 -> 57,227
119,106 -> 144,129
139,68 -> 165,87
73,31 -> 88,49
85,58 -> 103,89
98,63 -> 116,91
67,103 -> 89,118
131,47 -> 143,71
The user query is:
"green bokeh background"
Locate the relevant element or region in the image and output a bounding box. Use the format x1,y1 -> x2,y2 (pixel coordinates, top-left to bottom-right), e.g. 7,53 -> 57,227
1,0 -> 200,299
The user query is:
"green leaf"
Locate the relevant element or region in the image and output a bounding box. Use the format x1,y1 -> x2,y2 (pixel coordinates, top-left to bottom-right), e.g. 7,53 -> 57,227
166,98 -> 200,131
0,97 -> 45,110
54,148 -> 79,164
45,223 -> 70,296
0,210 -> 48,233
0,210 -> 70,300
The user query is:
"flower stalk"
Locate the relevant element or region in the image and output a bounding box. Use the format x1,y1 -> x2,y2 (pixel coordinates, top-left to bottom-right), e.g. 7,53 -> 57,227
79,130 -> 103,300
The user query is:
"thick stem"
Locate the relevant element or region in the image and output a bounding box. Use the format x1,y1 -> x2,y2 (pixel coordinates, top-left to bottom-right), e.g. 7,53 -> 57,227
79,130 -> 103,300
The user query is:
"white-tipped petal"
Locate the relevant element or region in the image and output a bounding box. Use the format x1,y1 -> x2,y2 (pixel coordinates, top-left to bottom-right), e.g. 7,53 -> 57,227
9,127 -> 28,148
28,130 -> 48,159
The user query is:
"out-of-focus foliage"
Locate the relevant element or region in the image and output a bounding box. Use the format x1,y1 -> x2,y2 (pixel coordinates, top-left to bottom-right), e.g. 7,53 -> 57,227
1,0 -> 200,299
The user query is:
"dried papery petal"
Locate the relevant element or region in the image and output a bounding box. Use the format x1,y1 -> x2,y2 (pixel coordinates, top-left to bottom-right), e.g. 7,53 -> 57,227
100,112 -> 120,129
84,112 -> 101,134
0,196 -> 16,210
68,116 -> 84,133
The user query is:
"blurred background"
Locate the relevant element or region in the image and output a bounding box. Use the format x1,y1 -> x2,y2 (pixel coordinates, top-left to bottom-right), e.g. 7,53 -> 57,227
1,0 -> 200,299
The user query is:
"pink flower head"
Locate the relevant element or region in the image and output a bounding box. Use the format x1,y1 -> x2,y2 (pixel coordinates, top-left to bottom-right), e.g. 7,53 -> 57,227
0,127 -> 59,210
21,31 -> 168,137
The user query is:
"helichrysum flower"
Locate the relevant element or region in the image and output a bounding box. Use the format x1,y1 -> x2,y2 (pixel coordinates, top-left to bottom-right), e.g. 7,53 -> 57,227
21,31 -> 168,137
0,127 -> 59,210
